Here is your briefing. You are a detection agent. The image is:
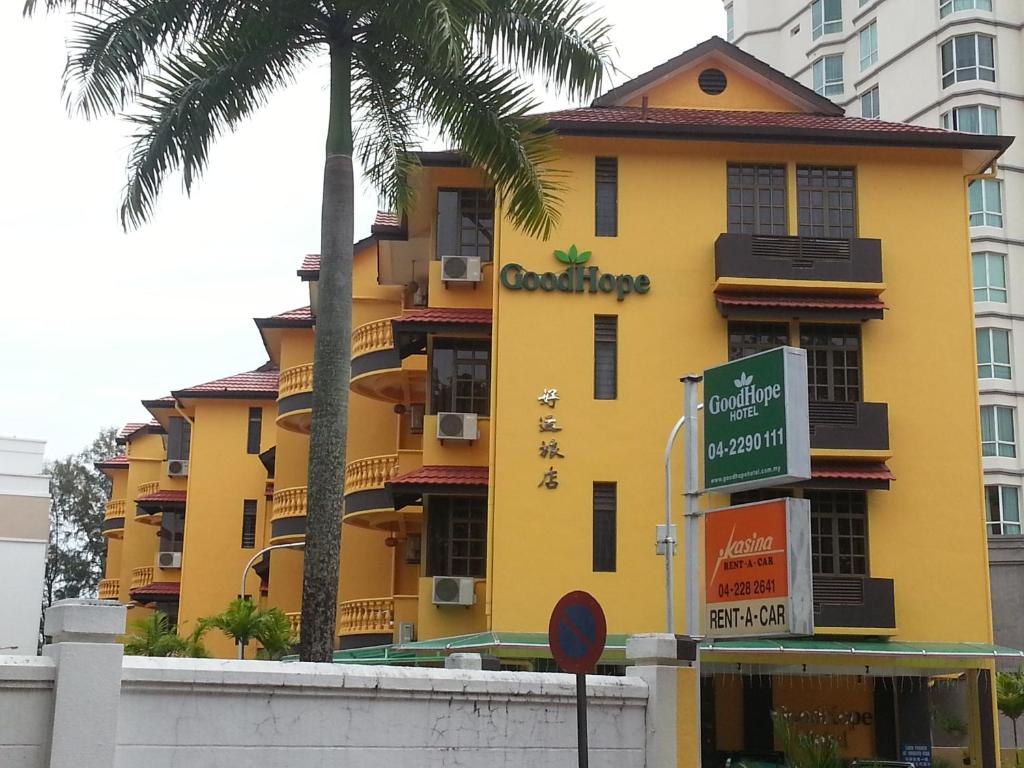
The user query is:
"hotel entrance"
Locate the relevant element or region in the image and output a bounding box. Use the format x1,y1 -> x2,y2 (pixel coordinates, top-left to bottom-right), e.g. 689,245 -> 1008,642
699,640 -> 1020,768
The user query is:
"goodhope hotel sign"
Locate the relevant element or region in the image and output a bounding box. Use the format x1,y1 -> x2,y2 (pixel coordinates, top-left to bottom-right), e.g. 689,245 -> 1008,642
499,245 -> 651,302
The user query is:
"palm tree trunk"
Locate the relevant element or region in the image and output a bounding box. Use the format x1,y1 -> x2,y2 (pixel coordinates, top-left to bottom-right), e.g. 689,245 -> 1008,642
299,40 -> 354,663
1014,719 -> 1020,768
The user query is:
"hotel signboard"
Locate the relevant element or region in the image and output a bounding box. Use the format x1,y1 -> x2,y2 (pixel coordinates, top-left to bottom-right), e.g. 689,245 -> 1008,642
703,346 -> 811,494
704,498 -> 813,638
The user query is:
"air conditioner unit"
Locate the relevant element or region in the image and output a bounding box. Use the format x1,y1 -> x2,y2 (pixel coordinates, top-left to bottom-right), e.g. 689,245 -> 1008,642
441,255 -> 482,283
158,551 -> 182,569
167,459 -> 189,477
432,576 -> 475,607
398,622 -> 417,644
437,412 -> 479,442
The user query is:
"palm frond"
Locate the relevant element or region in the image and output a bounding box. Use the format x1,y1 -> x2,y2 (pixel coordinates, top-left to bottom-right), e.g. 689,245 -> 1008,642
119,25 -> 315,229
475,0 -> 613,101
414,54 -> 564,239
352,49 -> 420,215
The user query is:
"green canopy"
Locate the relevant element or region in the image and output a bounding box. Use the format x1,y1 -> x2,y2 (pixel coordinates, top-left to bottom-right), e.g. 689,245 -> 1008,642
702,638 -> 1024,659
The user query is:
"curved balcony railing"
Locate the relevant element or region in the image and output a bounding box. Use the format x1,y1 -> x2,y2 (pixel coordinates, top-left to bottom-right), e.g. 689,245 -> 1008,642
105,499 -> 127,521
344,454 -> 400,495
98,579 -> 120,600
271,486 -> 308,522
285,612 -> 301,639
130,567 -> 154,591
338,597 -> 395,636
351,318 -> 394,359
136,480 -> 160,498
279,363 -> 314,400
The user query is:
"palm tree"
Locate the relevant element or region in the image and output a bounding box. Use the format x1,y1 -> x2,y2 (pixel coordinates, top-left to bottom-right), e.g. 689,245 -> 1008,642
123,611 -> 208,658
998,668 -> 1024,767
25,0 -> 613,661
202,598 -> 296,660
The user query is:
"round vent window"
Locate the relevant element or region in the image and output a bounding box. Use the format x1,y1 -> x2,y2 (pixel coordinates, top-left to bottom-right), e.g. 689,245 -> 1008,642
698,68 -> 728,95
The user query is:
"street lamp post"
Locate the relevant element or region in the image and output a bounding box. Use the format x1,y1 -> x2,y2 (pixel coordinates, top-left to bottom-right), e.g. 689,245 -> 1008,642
237,541 -> 305,659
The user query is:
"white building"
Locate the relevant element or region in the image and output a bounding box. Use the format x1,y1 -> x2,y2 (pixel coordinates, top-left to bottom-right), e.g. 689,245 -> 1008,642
0,437 -> 50,655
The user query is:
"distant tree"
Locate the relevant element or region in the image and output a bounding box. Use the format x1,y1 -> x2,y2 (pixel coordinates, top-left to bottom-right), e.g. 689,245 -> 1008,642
998,667 -> 1024,768
42,428 -> 118,624
123,611 -> 208,658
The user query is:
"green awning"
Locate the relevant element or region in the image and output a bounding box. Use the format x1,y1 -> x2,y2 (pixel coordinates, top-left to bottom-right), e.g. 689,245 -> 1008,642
321,633 -> 1024,666
702,639 -> 1024,659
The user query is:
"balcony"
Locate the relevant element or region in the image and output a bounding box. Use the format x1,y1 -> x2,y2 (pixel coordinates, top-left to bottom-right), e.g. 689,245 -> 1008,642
338,597 -> 396,637
343,454 -> 422,530
809,401 -> 890,456
715,234 -> 884,295
98,578 -> 120,600
269,485 -> 308,544
130,567 -> 154,591
101,499 -> 127,539
285,611 -> 301,638
813,576 -> 896,633
276,363 -> 314,434
135,481 -> 162,524
350,317 -> 426,404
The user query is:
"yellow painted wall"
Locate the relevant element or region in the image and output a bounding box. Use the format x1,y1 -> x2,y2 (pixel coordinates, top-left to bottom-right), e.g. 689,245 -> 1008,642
484,134 -> 991,644
177,398 -> 274,657
119,432 -> 164,615
622,56 -> 804,113
416,578 -> 487,639
104,471 -> 129,580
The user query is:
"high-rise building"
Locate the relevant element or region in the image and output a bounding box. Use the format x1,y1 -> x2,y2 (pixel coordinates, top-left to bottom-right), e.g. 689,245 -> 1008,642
98,36 -> 1015,765
0,437 -> 50,655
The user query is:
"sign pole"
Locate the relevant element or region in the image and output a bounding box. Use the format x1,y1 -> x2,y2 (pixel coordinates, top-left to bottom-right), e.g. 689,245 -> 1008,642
682,373 -> 703,768
576,673 -> 589,768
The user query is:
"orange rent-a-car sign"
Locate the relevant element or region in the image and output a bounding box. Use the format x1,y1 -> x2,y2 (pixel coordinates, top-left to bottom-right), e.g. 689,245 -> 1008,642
704,498 -> 813,638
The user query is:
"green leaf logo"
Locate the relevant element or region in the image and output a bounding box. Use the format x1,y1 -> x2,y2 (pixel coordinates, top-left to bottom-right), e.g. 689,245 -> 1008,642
554,244 -> 592,265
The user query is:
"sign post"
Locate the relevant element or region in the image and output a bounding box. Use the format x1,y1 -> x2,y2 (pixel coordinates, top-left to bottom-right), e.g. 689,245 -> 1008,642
549,591 -> 608,768
703,346 -> 810,494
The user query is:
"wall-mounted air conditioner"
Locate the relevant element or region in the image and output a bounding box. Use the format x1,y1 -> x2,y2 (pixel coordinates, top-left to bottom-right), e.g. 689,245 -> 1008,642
431,576 -> 476,607
436,412 -> 479,442
166,459 -> 189,477
157,551 -> 182,569
441,255 -> 482,283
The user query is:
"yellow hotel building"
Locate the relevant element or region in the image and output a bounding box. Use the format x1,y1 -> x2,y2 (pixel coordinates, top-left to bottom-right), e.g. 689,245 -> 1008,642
97,38 -> 1019,766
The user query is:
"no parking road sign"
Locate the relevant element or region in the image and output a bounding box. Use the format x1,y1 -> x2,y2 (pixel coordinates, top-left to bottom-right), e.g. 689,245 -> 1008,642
549,590 -> 608,674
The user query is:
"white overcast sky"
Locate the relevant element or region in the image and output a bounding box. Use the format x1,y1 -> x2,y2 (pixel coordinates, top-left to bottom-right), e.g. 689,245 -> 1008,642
0,1 -> 725,459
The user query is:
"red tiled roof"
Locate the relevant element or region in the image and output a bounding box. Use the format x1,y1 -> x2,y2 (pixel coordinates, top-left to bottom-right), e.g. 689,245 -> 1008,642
117,422 -> 147,440
538,106 -> 1011,155
137,490 -> 187,503
172,366 -> 279,399
373,211 -> 400,230
130,581 -> 181,598
95,454 -> 129,471
254,306 -> 314,328
388,465 -> 490,487
715,294 -> 887,311
142,396 -> 176,409
811,462 -> 894,481
394,308 -> 493,326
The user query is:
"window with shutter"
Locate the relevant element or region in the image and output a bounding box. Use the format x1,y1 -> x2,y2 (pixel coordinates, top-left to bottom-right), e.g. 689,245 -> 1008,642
593,483 -> 617,572
594,316 -> 617,400
595,157 -> 618,237
241,500 -> 257,549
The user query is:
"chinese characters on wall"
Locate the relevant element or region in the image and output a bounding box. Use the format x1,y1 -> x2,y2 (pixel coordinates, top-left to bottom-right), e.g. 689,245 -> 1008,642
537,388 -> 563,489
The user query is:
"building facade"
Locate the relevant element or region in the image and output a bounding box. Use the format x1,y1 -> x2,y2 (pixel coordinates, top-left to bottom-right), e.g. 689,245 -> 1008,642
726,0 -> 1024,670
0,437 -> 50,655
98,38 -> 1014,766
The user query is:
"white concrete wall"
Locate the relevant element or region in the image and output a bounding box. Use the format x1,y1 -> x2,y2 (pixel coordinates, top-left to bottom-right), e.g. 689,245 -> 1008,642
0,539 -> 47,654
0,600 -> 661,768
115,659 -> 648,768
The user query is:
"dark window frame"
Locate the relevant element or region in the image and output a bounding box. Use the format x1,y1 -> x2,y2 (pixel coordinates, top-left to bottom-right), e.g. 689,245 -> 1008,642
158,509 -> 186,554
241,500 -> 258,549
806,490 -> 868,576
426,495 -> 488,578
728,321 -> 790,361
167,416 -> 191,462
246,407 -> 262,455
595,157 -> 618,237
797,165 -> 857,239
800,324 -> 862,403
430,338 -> 492,416
593,482 -> 617,572
436,187 -> 495,261
727,164 -> 788,236
594,315 -> 618,400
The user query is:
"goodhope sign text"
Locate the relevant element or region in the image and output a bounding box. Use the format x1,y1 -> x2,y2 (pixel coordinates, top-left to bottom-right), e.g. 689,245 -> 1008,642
499,245 -> 651,302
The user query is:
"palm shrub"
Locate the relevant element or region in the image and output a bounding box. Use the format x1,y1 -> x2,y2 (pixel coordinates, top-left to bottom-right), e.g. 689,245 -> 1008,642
123,611 -> 208,658
202,598 -> 296,660
25,0 -> 613,662
771,711 -> 843,768
997,667 -> 1024,768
